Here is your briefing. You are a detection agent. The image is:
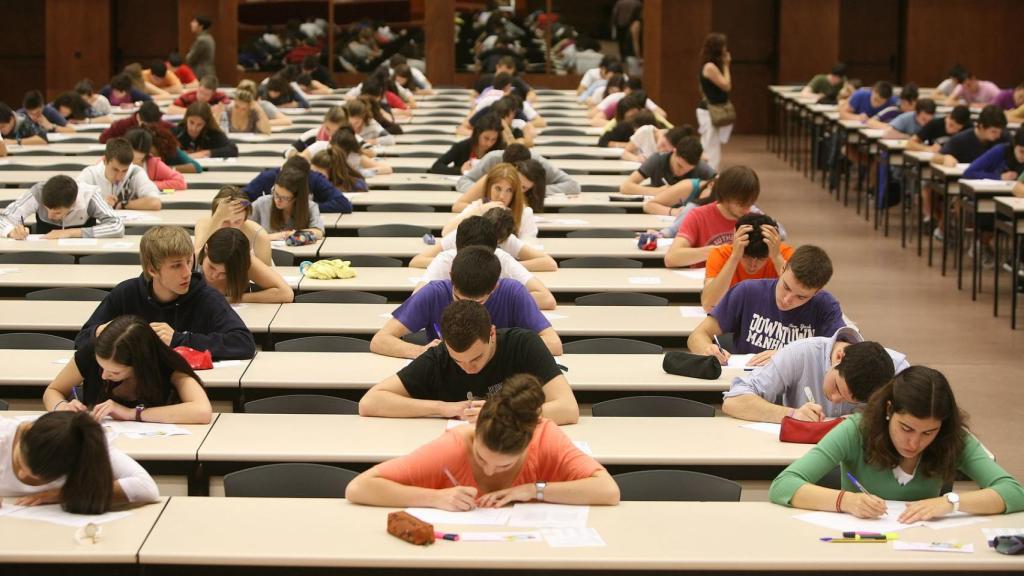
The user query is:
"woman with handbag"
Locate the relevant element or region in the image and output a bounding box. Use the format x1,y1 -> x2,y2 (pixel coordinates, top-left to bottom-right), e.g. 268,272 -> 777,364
697,32 -> 735,171
769,366 -> 1024,522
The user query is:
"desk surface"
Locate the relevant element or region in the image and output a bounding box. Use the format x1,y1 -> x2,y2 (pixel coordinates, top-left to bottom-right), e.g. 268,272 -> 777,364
331,211 -> 670,232
0,236 -> 318,260
0,300 -> 279,334
138,498 -> 1024,571
267,303 -> 703,337
319,237 -> 671,260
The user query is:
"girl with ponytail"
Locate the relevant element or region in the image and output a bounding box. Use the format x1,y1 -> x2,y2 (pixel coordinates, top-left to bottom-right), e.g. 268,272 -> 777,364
1,411 -> 158,513
346,373 -> 619,510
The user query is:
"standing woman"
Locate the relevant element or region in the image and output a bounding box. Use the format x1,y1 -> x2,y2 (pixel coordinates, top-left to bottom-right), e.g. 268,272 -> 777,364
697,32 -> 734,171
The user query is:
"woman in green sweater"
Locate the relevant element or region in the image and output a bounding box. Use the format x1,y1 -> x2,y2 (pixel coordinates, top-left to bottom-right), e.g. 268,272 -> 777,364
770,366 -> 1024,523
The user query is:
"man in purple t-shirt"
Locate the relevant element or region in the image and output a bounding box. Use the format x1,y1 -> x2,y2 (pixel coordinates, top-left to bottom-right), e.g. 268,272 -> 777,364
687,245 -> 845,367
370,246 -> 562,359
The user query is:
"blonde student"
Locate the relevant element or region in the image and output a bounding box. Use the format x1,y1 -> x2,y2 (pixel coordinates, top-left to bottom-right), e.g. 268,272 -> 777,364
194,186 -> 272,266
770,366 -> 1024,521
348,373 -> 618,510
0,411 -> 159,513
44,315 -> 212,425
448,162 -> 539,241
198,228 -> 294,304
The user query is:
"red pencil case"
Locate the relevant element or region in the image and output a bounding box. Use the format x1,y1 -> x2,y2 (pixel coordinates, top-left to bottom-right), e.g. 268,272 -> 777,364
779,416 -> 844,444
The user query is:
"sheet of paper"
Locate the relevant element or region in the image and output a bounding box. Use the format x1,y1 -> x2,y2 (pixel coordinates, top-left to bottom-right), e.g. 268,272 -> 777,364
656,237 -> 674,248
231,304 -> 247,310
458,531 -> 542,542
795,501 -> 988,533
212,360 -> 242,368
542,527 -> 606,548
116,211 -> 159,223
541,311 -> 567,320
57,238 -> 98,246
50,357 -> 71,365
740,422 -> 781,435
0,503 -> 27,518
2,504 -> 131,527
104,241 -> 135,249
983,527 -> 1024,539
892,541 -> 973,553
884,501 -> 989,530
572,440 -> 593,455
673,269 -> 706,280
0,267 -> 19,275
270,240 -> 286,247
446,419 -> 469,430
656,215 -> 675,223
408,276 -> 426,285
726,354 -> 757,370
628,276 -> 662,285
405,507 -> 512,527
282,275 -> 301,284
24,234 -> 47,241
508,503 -> 589,529
102,421 -> 191,440
678,306 -> 707,318
379,312 -> 392,319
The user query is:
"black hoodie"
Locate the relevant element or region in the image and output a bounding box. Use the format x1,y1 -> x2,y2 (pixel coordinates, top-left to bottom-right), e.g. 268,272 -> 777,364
75,272 -> 256,360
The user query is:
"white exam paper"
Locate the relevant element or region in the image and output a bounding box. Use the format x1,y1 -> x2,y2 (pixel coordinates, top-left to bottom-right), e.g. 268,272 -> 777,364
508,503 -> 589,528
458,531 -> 542,542
678,306 -> 707,318
892,541 -> 973,553
57,238 -> 98,246
740,422 -> 782,435
405,507 -> 512,526
0,504 -> 131,527
542,527 -> 606,548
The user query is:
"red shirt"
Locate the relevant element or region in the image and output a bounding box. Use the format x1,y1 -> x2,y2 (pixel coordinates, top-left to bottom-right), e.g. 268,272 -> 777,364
173,90 -> 231,108
676,202 -> 739,248
173,63 -> 197,85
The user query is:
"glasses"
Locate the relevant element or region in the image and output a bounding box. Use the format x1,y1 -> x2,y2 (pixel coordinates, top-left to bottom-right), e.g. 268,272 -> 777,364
271,186 -> 294,203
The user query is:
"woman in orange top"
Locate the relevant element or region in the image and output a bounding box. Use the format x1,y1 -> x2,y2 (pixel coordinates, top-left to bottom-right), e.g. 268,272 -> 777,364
345,374 -> 620,511
701,212 -> 792,311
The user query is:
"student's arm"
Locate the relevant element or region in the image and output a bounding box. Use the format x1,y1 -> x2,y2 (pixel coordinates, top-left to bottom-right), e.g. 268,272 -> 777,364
0,189 -> 40,239
123,173 -> 163,210
703,61 -> 731,93
18,135 -> 48,145
241,257 -> 294,304
538,327 -> 563,356
149,159 -> 186,190
0,137 -> 6,157
456,156 -> 493,194
409,243 -> 444,268
345,463 -> 479,510
358,374 -> 467,418
686,315 -> 729,363
169,300 -> 257,360
930,152 -> 958,167
311,177 -> 352,214
428,143 -> 467,175
664,236 -> 714,268
42,360 -> 89,413
515,244 -> 557,272
442,202 -> 496,236
135,371 -> 213,424
721,352 -> 822,423
539,373 -> 577,424
251,228 -> 273,266
369,318 -> 437,359
524,277 -> 556,310
701,268 -> 737,313
1014,181 -> 1024,198
207,133 -> 239,158
963,145 -> 1008,180
838,99 -> 867,122
644,179 -> 699,215
619,170 -> 661,196
253,104 -> 272,135
123,196 -> 162,210
80,193 -> 125,238
905,136 -> 939,153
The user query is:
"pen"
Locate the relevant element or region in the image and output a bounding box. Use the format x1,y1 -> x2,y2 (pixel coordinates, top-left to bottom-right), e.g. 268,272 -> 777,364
71,385 -> 81,404
845,472 -> 872,495
555,363 -> 569,372
434,531 -> 459,541
819,538 -> 886,543
803,386 -> 815,404
712,334 -> 723,350
442,466 -> 459,487
432,322 -> 442,339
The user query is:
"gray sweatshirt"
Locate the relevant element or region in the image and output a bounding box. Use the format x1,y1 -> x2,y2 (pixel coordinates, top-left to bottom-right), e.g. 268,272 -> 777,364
456,149 -> 581,196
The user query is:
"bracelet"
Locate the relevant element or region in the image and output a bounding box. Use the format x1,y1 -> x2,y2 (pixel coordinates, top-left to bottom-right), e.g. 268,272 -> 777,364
52,400 -> 67,412
835,490 -> 846,513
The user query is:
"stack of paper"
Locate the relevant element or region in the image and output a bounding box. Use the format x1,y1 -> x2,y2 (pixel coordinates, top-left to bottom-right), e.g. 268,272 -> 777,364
405,503 -> 600,547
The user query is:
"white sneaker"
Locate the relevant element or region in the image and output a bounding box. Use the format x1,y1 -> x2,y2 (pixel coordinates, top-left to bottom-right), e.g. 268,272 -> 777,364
933,228 -> 944,241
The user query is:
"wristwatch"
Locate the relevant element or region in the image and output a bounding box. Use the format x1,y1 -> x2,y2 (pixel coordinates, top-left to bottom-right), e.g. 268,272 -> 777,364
535,482 -> 547,502
135,404 -> 145,422
945,491 -> 960,513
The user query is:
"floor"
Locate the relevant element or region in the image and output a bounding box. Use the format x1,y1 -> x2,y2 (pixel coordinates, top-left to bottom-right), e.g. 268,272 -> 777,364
724,134 -> 1024,479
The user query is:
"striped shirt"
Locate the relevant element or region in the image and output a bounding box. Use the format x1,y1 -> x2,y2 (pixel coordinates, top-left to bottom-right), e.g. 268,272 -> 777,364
0,179 -> 125,238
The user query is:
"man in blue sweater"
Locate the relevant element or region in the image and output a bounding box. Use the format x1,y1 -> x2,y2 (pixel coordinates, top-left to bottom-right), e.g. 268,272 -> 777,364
242,155 -> 352,213
75,225 -> 256,360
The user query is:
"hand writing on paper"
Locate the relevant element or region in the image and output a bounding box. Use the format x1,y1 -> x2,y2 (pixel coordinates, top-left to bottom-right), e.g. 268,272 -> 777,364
792,402 -> 824,422
43,229 -> 76,240
438,400 -> 473,419
899,497 -> 953,523
460,400 -> 487,423
16,488 -> 61,507
433,486 -> 479,511
841,492 -> 888,519
56,399 -> 89,413
8,225 -> 29,240
149,322 -> 174,345
706,343 -> 731,364
476,484 -> 535,508
91,399 -> 135,422
746,349 -> 776,367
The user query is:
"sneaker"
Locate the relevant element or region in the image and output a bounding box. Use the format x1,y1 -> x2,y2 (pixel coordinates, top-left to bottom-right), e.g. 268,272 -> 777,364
933,227 -> 944,241
981,248 -> 995,269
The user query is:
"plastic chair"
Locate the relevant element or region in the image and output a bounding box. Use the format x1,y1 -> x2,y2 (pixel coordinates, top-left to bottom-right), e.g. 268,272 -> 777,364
591,396 -> 715,417
0,252 -> 76,265
366,203 -> 435,213
340,255 -> 404,268
294,290 -> 387,304
558,205 -> 626,214
566,228 -> 635,238
243,394 -> 360,415
575,292 -> 668,306
562,338 -> 663,354
613,470 -> 741,501
0,333 -> 74,350
271,249 -> 294,267
0,399 -> 7,410
164,201 -> 213,210
79,253 -> 141,265
275,335 -> 371,353
26,287 -> 109,301
223,463 -> 358,498
358,224 -> 431,237
560,257 -> 643,269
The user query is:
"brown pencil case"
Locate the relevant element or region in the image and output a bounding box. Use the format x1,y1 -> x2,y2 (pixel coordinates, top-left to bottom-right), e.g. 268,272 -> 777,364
387,511 -> 435,546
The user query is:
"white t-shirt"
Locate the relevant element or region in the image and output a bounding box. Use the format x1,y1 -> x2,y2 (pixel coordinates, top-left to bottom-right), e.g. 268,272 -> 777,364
628,124 -> 660,162
424,248 -> 533,284
77,163 -> 160,205
441,230 -> 526,258
474,90 -> 539,121
459,200 -> 538,242
579,67 -> 602,90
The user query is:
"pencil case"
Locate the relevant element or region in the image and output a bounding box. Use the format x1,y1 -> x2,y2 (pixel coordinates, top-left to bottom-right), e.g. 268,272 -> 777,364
387,511 -> 435,546
779,416 -> 844,444
173,346 -> 213,371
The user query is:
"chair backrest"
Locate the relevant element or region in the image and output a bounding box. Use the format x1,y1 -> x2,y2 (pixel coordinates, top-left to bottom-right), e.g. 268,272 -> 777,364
366,203 -> 435,213
0,252 -> 76,265
0,399 -> 7,410
223,463 -> 358,498
558,205 -> 626,214
271,249 -> 294,267
79,253 -> 141,265
26,287 -> 110,301
341,254 -> 404,268
165,201 -> 213,210
591,395 -> 715,417
613,470 -> 741,502
0,332 -> 75,350
566,228 -> 636,239
244,394 -> 360,415
563,338 -> 663,354
358,224 -> 431,237
275,335 -> 371,353
560,257 -> 643,269
294,290 -> 387,304
575,292 -> 668,306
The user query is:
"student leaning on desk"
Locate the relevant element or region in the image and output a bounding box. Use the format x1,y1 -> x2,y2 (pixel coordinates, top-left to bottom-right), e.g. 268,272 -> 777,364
347,373 -> 618,511
770,366 -> 1024,522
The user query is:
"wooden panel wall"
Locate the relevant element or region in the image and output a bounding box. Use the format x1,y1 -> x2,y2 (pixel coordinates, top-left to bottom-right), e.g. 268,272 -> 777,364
777,0 -> 838,84
712,0 -> 777,135
839,0 -> 900,84
115,0 -> 178,72
0,0 -> 45,105
425,0 -> 456,86
642,0 -> 712,128
177,0 -> 239,86
45,0 -> 112,100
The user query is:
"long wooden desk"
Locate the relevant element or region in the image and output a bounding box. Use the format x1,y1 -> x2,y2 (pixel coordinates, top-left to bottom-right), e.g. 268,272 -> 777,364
0,236 -> 320,261
0,264 -> 301,292
319,236 -> 673,262
330,212 -> 670,234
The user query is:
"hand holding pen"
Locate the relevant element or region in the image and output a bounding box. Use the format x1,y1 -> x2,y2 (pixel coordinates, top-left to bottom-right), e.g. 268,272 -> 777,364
843,472 -> 888,519
434,466 -> 477,511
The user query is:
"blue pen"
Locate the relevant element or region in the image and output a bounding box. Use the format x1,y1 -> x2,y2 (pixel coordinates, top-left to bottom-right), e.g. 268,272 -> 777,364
71,385 -> 81,404
432,322 -> 442,339
847,472 -> 888,516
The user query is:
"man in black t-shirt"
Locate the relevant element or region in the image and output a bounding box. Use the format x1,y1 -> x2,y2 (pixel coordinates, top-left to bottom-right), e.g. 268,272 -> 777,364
907,105 -> 971,152
359,300 -> 579,425
932,104 -> 1008,167
473,56 -> 535,103
619,136 -> 716,196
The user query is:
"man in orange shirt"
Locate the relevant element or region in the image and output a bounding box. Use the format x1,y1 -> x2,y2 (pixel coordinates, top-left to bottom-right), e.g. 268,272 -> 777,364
701,212 -> 791,311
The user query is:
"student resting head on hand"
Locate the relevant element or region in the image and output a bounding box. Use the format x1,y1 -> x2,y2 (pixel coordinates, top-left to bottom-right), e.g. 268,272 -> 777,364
199,227 -> 294,304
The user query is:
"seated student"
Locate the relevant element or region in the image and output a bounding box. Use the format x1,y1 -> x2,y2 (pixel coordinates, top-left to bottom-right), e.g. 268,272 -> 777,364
199,228 -> 293,304
225,89 -> 271,134
126,128 -> 186,191
50,91 -> 92,126
421,216 -> 555,310
964,128 -> 1024,181
701,212 -> 791,312
0,411 -> 159,513
166,75 -> 231,115
75,226 -> 257,360
838,81 -> 896,122
295,73 -> 332,96
723,326 -> 908,422
21,89 -> 73,137
45,315 -> 212,424
78,137 -> 162,210
99,101 -> 172,143
688,245 -> 845,366
474,55 -> 535,102
622,136 -> 716,213
465,73 -> 546,133
301,54 -> 336,89
0,132 -> 6,156
429,113 -> 506,175
935,64 -> 966,98
945,73 -> 1001,107
866,83 -> 918,127
236,80 -> 291,127
371,247 -> 563,359
345,98 -> 395,146
310,149 -> 367,200
123,63 -> 167,97
287,105 -> 348,155
75,79 -> 114,121
624,123 -> 693,164
142,60 -> 182,94
769,366 -> 1024,520
195,186 -> 272,266
168,51 -> 199,90
174,102 -> 238,159
0,102 -> 48,145
349,373 -> 614,509
598,100 -> 659,149
588,73 -> 626,123
246,154 -> 353,214
0,175 -> 124,239
260,74 -> 310,110
800,63 -> 848,102
597,79 -> 668,123
457,143 -> 580,197
99,73 -> 152,107
363,300 -> 575,424
883,98 -> 937,139
390,54 -> 432,93
303,126 -> 393,178
580,59 -> 624,105
577,55 -> 618,95
663,165 -> 758,268
248,165 -> 324,241
412,206 -> 556,272
906,105 -> 971,152
448,162 -> 539,241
